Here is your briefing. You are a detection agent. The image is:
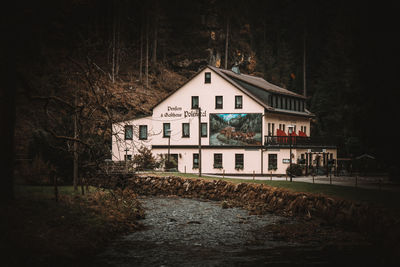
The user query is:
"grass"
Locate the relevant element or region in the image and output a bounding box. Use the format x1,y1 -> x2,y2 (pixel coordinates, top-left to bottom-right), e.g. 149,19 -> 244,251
2,184 -> 142,266
148,171 -> 400,210
14,184 -> 96,199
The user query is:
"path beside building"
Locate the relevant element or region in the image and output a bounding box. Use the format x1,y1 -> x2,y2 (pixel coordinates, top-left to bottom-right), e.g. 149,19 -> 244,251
204,174 -> 400,192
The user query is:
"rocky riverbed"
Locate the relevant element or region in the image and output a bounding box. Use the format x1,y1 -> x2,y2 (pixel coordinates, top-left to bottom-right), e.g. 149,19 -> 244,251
96,196 -> 381,266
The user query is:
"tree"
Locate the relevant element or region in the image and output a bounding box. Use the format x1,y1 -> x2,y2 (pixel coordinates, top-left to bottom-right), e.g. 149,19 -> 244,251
132,146 -> 159,171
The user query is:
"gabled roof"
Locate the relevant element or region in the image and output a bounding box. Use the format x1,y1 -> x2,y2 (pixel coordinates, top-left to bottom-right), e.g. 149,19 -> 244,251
152,65 -> 314,118
207,66 -> 314,118
215,67 -> 306,99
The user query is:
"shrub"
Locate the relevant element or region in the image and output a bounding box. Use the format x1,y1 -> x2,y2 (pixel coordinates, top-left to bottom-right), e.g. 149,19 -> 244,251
286,163 -> 303,177
24,155 -> 58,185
132,146 -> 159,171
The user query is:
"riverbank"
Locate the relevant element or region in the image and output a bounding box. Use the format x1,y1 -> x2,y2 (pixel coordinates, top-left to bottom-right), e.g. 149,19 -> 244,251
1,186 -> 144,266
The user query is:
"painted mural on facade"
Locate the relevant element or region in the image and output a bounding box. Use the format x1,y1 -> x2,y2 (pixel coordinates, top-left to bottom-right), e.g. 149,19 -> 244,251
209,113 -> 262,146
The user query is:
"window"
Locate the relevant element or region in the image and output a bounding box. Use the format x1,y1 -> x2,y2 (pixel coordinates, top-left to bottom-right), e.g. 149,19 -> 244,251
182,123 -> 190,137
191,96 -> 199,109
139,125 -> 148,140
235,95 -> 243,109
280,97 -> 284,109
193,153 -> 199,169
201,123 -> 208,137
205,72 -> 211,83
268,154 -> 277,170
163,123 -> 171,137
124,125 -> 133,140
124,154 -> 132,161
282,124 -> 285,132
235,154 -> 244,169
303,126 -> 307,135
295,100 -> 299,111
268,123 -> 275,136
213,153 -> 223,168
215,96 -> 223,109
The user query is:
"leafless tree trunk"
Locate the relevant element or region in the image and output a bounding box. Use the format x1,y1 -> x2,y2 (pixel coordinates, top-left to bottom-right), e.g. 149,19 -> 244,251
151,17 -> 158,65
111,0 -> 120,83
224,17 -> 229,69
111,14 -> 116,83
145,17 -> 149,88
73,91 -> 79,191
303,27 -> 307,98
139,22 -> 143,82
115,14 -> 120,78
1,52 -> 16,202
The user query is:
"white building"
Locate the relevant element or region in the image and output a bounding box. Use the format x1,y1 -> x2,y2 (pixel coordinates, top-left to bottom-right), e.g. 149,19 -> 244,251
112,66 -> 337,175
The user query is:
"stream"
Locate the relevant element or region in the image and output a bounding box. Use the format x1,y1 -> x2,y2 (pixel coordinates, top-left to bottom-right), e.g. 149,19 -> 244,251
96,196 -> 379,266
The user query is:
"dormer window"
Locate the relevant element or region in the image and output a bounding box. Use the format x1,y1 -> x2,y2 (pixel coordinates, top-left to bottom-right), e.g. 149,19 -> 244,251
205,72 -> 211,83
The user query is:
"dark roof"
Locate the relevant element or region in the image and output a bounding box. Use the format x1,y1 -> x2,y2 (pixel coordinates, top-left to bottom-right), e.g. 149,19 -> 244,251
218,67 -> 306,99
208,66 -> 314,118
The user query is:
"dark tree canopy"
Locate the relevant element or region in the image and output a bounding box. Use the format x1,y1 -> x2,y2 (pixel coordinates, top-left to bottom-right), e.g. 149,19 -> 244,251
12,0 -> 399,182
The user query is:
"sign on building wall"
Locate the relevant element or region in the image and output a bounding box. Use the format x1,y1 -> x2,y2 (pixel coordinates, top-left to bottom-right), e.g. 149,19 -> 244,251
209,113 -> 262,146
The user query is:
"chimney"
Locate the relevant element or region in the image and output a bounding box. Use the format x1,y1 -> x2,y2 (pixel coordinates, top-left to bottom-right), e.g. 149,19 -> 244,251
231,65 -> 240,74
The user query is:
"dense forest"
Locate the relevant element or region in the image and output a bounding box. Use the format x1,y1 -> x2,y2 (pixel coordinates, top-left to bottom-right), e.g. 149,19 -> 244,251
2,0 -> 399,199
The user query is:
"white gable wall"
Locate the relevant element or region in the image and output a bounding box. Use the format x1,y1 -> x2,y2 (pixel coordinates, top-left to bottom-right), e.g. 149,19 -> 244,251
151,68 -> 265,146
112,116 -> 153,161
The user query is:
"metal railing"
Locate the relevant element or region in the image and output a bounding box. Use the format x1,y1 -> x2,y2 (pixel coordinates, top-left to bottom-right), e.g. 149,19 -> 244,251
264,135 -> 335,148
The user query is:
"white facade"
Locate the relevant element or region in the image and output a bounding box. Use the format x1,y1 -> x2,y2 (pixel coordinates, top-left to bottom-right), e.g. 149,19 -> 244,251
112,66 -> 337,175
